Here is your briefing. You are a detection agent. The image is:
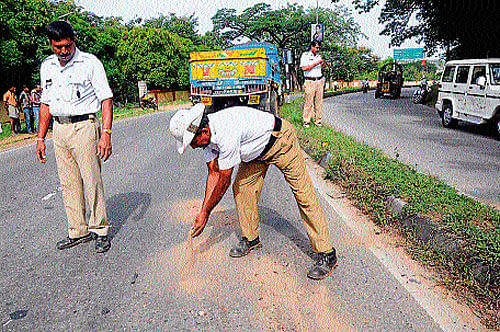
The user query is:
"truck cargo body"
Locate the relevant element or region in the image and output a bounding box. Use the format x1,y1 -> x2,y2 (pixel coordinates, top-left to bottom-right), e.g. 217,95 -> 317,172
189,42 -> 281,113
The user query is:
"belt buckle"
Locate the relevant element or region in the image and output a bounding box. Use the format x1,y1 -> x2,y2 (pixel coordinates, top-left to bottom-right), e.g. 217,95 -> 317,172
57,116 -> 71,124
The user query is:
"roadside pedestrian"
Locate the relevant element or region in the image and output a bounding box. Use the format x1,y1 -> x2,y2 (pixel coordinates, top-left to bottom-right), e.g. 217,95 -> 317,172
169,104 -> 338,280
31,84 -> 42,133
3,86 -> 21,134
300,41 -> 325,128
35,20 -> 114,253
19,86 -> 34,134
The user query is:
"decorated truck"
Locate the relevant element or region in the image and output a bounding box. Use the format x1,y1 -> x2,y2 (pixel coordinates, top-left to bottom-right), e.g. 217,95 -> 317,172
189,41 -> 281,114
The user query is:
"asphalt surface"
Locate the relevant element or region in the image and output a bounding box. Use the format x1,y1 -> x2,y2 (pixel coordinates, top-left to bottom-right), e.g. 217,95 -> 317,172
0,112 -> 483,331
323,89 -> 500,208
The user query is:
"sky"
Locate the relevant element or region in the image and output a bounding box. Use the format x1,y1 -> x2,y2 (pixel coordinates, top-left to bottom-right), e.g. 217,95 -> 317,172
75,0 -> 423,59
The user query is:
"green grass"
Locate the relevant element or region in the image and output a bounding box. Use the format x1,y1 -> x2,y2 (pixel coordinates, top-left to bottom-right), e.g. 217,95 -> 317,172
280,96 -> 500,328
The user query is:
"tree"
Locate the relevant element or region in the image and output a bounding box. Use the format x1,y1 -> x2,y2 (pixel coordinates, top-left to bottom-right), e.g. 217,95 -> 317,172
212,3 -> 361,52
211,3 -> 366,86
343,0 -> 500,59
328,47 -> 379,81
116,26 -> 196,91
0,0 -> 53,92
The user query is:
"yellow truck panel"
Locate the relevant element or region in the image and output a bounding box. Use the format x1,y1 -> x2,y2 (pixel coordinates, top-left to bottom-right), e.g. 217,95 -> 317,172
190,59 -> 267,80
190,48 -> 267,80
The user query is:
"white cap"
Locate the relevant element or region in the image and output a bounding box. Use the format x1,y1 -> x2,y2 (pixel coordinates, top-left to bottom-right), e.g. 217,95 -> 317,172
169,103 -> 205,154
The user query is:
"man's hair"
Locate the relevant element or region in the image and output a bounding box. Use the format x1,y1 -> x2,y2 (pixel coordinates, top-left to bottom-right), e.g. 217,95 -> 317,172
310,40 -> 321,48
46,21 -> 75,41
195,113 -> 209,137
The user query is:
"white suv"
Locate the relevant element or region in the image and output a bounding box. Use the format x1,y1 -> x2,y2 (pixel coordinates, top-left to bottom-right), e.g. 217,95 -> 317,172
435,59 -> 500,139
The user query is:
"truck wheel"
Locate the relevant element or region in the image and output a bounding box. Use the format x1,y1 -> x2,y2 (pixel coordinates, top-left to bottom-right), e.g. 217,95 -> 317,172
270,90 -> 278,115
442,105 -> 457,128
374,90 -> 380,99
258,93 -> 270,113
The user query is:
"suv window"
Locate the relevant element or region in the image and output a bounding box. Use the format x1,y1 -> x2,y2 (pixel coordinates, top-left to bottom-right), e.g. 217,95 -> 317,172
490,64 -> 500,85
455,66 -> 470,84
471,66 -> 486,85
442,66 -> 455,82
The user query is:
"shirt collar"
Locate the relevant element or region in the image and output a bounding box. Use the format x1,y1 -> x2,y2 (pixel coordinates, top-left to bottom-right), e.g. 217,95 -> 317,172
50,47 -> 83,69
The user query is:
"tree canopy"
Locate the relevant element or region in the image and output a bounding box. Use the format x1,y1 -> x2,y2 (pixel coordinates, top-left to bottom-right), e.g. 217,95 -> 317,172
343,0 -> 500,59
0,0 -> 385,102
212,2 -> 377,82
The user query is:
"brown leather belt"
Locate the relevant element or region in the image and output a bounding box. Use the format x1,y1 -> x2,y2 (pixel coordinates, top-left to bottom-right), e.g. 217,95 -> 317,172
259,116 -> 282,158
54,114 -> 95,124
305,76 -> 323,81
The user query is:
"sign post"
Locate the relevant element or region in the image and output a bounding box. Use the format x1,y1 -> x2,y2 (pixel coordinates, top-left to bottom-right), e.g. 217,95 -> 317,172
393,48 -> 424,60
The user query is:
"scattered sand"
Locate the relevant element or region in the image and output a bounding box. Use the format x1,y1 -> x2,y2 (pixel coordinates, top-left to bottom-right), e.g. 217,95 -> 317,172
141,201 -> 354,330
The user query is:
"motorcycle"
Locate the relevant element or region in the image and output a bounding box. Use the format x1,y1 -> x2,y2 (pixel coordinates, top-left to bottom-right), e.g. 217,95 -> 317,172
140,96 -> 158,110
412,82 -> 429,104
362,80 -> 369,93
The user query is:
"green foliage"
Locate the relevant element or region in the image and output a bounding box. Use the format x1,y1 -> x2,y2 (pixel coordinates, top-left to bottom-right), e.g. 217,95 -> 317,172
0,0 -> 53,91
346,0 -> 500,59
401,61 -> 439,81
117,27 -> 195,90
212,3 -> 376,82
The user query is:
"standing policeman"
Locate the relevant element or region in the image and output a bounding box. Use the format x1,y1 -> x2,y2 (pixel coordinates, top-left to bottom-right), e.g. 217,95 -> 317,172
300,41 -> 325,128
36,21 -> 113,253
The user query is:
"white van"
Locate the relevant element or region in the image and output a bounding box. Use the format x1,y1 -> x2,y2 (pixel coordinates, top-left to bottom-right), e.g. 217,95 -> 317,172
435,59 -> 500,138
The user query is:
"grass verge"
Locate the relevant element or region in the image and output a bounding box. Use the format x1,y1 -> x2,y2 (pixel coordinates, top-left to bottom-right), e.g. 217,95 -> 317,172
280,96 -> 499,329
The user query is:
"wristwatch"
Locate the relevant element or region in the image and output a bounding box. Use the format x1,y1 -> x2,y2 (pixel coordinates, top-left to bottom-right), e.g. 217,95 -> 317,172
103,128 -> 112,135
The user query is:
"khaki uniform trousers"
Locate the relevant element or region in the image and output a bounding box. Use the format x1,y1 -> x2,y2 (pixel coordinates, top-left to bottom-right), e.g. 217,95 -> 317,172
53,118 -> 108,238
232,120 -> 333,253
303,79 -> 324,125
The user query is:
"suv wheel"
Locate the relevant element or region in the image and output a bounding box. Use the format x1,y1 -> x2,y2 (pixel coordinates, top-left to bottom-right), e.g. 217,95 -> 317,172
442,105 -> 457,128
495,117 -> 500,140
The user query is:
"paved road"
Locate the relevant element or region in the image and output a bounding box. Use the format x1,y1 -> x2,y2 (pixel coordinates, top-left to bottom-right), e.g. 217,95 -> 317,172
0,112 -> 483,331
323,89 -> 500,208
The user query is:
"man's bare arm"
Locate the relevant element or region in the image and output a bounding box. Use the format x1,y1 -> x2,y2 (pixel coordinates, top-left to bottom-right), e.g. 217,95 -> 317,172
191,159 -> 233,237
35,103 -> 52,163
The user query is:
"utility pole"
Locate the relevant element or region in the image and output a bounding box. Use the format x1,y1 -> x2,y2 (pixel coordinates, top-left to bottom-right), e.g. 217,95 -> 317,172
316,0 -> 319,24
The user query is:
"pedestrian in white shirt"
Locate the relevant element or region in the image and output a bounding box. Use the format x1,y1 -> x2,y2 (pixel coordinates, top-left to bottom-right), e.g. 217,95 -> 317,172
35,21 -> 113,253
300,41 -> 325,128
170,104 -> 338,280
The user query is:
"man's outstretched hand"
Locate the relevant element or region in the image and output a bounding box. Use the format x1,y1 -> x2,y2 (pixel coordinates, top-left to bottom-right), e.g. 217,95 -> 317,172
191,211 -> 209,238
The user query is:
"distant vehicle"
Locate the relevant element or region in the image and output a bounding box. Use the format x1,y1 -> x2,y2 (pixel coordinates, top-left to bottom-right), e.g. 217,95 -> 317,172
362,80 -> 369,93
374,62 -> 403,99
189,42 -> 281,114
139,96 -> 158,110
435,58 -> 500,139
412,78 -> 430,104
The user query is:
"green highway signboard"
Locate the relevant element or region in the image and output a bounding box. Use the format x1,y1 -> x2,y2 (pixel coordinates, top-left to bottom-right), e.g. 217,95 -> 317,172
393,48 -> 424,60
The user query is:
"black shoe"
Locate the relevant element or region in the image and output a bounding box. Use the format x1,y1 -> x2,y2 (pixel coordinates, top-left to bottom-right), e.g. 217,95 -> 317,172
95,235 -> 111,253
307,249 -> 338,280
229,237 -> 261,258
56,233 -> 93,250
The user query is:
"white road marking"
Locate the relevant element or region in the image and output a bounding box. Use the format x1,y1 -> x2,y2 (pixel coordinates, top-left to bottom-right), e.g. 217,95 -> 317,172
42,192 -> 57,201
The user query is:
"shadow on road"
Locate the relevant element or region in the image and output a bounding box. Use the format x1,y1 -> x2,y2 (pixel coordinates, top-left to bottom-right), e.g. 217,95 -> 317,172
260,206 -> 316,260
191,206 -> 315,260
106,192 -> 151,240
